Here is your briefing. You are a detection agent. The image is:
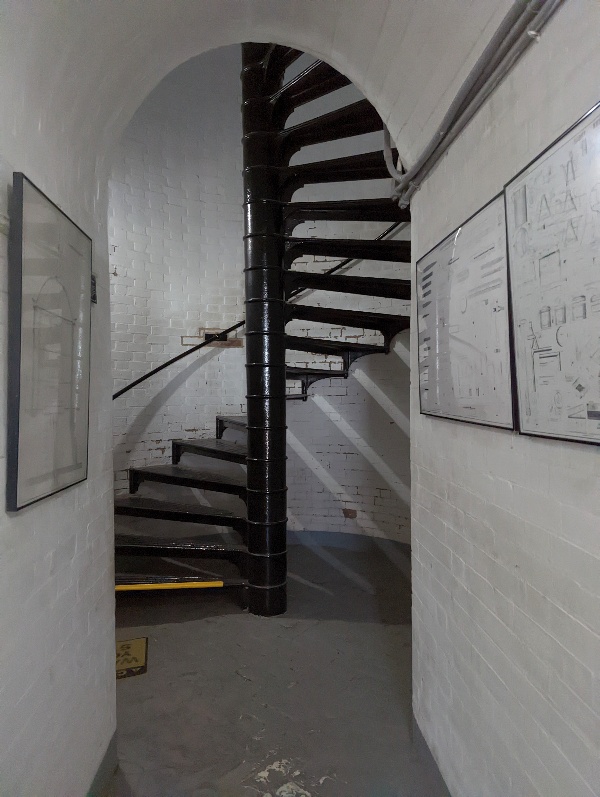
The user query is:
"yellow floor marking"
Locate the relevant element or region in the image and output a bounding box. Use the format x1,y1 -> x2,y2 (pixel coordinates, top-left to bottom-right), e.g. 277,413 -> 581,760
115,580 -> 224,591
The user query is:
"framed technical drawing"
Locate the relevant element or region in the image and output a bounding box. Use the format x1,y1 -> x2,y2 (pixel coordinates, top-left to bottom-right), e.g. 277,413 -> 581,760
506,101 -> 600,444
7,173 -> 92,510
417,194 -> 514,428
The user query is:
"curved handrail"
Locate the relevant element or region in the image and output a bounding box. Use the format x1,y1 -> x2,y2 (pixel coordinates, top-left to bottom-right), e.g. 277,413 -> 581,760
112,320 -> 245,400
112,216 -> 410,399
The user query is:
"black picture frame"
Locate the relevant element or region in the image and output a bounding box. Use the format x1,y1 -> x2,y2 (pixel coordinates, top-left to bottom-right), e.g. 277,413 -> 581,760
416,193 -> 515,431
7,172 -> 93,510
505,100 -> 600,446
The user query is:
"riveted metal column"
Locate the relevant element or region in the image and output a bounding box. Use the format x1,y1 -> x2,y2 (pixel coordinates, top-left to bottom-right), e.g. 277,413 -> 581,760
241,43 -> 287,616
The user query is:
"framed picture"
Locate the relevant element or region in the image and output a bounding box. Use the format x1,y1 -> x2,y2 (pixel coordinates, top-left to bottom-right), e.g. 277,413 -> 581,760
505,101 -> 600,444
7,173 -> 92,510
417,194 -> 515,429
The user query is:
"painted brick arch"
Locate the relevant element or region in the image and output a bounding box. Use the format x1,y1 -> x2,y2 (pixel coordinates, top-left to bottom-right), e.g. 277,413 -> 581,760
1,2 -> 599,796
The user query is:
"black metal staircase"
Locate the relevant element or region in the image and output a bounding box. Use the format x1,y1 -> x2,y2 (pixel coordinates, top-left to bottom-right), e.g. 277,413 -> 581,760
113,44 -> 411,615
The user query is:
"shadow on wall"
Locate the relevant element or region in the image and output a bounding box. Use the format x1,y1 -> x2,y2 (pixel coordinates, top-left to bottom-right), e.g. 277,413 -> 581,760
108,45 -> 246,490
112,347 -> 221,480
286,334 -> 411,544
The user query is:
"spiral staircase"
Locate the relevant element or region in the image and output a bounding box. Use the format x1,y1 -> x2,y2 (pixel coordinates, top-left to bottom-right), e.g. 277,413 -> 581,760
114,43 -> 411,615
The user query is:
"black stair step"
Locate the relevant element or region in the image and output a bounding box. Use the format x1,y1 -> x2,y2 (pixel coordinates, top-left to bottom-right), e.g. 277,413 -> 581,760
283,198 -> 410,233
244,43 -> 272,60
285,271 -> 411,300
115,573 -> 246,591
286,365 -> 347,379
286,305 -> 410,347
279,99 -> 382,160
215,415 -> 248,439
243,45 -> 303,97
172,438 -> 247,465
286,365 -> 347,390
114,496 -> 246,533
283,237 -> 411,268
279,150 -> 396,201
115,533 -> 246,564
285,334 -> 387,370
267,46 -> 304,81
128,464 -> 246,500
272,61 -> 350,124
285,334 -> 386,357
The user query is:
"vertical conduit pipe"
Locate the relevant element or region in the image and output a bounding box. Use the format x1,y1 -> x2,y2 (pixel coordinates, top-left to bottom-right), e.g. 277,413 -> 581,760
241,43 -> 288,615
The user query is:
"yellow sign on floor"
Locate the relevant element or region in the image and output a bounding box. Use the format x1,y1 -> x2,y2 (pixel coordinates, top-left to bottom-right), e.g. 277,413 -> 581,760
116,637 -> 148,679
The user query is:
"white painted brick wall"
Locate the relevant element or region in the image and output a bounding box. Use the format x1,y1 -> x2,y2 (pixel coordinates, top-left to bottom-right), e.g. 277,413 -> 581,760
0,159 -> 115,795
108,46 -> 412,541
409,4 -> 600,796
6,3 -> 597,795
108,46 -> 247,491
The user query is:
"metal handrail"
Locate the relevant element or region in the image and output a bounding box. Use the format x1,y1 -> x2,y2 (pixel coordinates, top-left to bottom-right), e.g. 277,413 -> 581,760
112,215 -> 409,400
112,320 -> 245,400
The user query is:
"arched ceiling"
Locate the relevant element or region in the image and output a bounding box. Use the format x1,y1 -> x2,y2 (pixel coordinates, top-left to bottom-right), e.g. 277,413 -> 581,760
0,0 -> 514,193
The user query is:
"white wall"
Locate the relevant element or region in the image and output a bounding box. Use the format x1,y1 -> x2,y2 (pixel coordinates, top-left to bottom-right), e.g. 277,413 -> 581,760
109,47 -> 412,541
1,2 -> 598,795
0,122 -> 115,797
410,3 -> 600,796
109,46 -> 247,490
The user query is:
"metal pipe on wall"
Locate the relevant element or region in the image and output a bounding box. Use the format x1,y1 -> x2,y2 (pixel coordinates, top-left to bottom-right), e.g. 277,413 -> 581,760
386,0 -> 565,206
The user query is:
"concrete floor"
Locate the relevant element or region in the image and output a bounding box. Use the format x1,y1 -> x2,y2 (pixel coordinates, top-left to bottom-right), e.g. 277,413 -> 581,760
115,532 -> 450,797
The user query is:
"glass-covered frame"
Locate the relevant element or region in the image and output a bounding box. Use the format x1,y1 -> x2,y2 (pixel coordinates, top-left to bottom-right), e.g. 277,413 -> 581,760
7,173 -> 92,510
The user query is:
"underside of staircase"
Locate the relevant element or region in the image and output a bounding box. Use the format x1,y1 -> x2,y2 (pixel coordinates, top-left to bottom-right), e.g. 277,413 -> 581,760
115,43 -> 411,615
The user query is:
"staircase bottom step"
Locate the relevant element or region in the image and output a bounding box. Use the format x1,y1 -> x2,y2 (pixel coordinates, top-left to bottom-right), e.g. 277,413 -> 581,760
115,533 -> 246,565
115,574 -> 247,591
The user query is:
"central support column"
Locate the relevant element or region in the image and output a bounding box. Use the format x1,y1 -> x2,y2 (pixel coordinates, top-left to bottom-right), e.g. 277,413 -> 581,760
241,43 -> 288,615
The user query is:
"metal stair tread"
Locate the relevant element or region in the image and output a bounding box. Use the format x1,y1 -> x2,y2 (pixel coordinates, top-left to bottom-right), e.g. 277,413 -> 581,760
280,99 -> 382,157
272,60 -> 350,121
283,198 -> 410,230
114,495 -> 245,524
282,149 -> 394,177
115,573 -> 246,589
129,463 -> 246,490
173,437 -> 247,463
279,150 -> 396,199
285,271 -> 411,300
286,365 -> 346,378
271,47 -> 304,74
284,237 -> 411,266
215,415 -> 248,429
287,304 -> 411,331
115,532 -> 246,555
285,334 -> 386,355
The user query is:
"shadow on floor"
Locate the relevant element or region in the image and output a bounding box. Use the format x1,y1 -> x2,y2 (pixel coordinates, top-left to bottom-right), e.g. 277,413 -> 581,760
116,534 -> 411,628
114,533 -> 449,797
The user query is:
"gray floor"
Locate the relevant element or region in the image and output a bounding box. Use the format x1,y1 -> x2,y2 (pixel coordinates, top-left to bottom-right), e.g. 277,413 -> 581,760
115,532 -> 450,797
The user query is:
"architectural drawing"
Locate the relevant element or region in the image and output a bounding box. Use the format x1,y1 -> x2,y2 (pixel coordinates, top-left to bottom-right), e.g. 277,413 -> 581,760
506,104 -> 600,443
417,195 -> 513,428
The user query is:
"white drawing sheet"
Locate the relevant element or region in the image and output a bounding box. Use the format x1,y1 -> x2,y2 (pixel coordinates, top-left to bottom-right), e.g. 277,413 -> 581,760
417,195 -> 513,428
506,103 -> 600,443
